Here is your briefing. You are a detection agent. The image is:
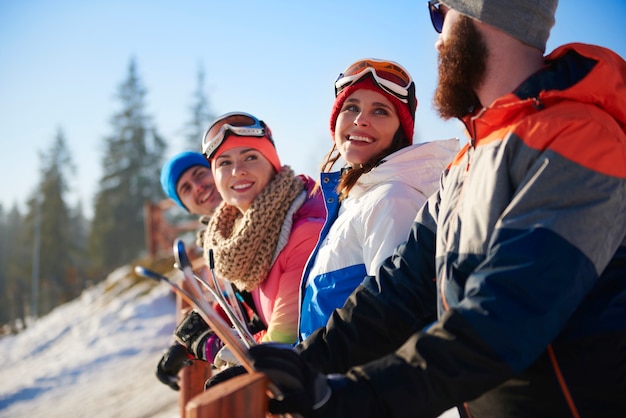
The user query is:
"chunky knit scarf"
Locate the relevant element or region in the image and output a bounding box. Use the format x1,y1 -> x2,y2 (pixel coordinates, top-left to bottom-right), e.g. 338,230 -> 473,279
203,166 -> 305,291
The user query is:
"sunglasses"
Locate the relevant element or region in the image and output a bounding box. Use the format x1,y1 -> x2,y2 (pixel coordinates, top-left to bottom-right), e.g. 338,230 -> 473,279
335,59 -> 416,114
202,112 -> 272,159
428,0 -> 446,33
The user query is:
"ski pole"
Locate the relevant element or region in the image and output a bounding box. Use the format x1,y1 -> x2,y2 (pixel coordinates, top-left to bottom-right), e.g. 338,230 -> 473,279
172,243 -> 255,347
134,265 -> 255,373
206,249 -> 249,332
171,239 -> 284,400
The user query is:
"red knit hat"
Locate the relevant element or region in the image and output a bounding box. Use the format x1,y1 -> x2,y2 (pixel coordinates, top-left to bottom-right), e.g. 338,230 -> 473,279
329,76 -> 416,143
209,136 -> 282,173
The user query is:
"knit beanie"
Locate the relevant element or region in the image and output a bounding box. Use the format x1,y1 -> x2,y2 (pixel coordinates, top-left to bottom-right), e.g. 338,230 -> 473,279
209,136 -> 282,173
441,0 -> 557,52
330,76 -> 415,143
160,151 -> 210,210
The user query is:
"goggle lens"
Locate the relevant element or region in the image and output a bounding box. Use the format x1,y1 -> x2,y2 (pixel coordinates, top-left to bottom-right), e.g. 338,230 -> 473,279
334,59 -> 417,115
428,0 -> 444,33
202,112 -> 269,158
341,60 -> 411,89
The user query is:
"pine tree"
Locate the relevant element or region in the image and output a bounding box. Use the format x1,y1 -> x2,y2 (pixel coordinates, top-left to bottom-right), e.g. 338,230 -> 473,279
184,65 -> 216,151
0,204 -> 9,325
0,204 -> 28,329
88,58 -> 166,275
22,128 -> 77,316
64,200 -> 90,294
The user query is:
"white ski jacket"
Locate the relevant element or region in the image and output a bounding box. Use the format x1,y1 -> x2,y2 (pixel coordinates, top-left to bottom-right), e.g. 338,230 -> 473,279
298,138 -> 459,341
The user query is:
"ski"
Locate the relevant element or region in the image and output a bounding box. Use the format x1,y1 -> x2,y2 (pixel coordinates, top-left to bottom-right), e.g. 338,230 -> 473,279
172,242 -> 256,347
171,239 -> 283,400
134,263 -> 254,374
136,239 -> 284,400
206,249 -> 249,335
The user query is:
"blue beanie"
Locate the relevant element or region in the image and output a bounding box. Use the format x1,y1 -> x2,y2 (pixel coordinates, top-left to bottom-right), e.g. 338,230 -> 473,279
160,151 -> 210,210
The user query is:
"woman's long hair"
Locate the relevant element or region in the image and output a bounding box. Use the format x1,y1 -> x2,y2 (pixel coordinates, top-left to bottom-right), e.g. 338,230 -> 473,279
320,128 -> 409,200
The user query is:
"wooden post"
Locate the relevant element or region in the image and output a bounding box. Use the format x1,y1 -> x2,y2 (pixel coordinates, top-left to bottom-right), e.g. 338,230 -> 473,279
177,277 -> 213,418
185,372 -> 269,418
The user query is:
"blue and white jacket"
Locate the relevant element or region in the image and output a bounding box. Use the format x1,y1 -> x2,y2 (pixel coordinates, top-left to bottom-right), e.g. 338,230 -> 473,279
298,139 -> 459,341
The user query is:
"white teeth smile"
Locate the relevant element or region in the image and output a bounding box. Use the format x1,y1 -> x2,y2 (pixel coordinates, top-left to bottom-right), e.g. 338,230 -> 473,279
348,135 -> 373,143
233,183 -> 252,190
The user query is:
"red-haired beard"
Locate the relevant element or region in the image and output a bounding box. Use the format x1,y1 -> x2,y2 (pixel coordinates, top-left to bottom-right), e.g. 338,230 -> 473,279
434,15 -> 487,120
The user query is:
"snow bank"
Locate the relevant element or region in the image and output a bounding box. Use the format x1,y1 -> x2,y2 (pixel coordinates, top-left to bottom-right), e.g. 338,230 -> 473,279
0,265 -> 181,418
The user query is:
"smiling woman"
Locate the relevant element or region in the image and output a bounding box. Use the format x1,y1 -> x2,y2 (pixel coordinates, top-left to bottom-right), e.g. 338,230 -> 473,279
297,58 -> 459,341
154,111 -> 327,390
203,113 -> 283,213
212,147 -> 276,212
203,110 -> 326,341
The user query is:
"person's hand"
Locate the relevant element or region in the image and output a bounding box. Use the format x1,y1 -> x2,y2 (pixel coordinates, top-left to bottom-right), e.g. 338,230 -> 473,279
155,342 -> 192,391
174,310 -> 232,363
213,345 -> 241,368
204,364 -> 247,390
174,310 -> 215,361
248,343 -> 333,416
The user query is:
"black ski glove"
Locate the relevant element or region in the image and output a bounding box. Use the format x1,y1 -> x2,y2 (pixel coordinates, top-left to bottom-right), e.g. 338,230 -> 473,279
204,364 -> 248,390
174,310 -> 226,362
174,310 -> 214,360
156,342 -> 192,391
247,343 -> 334,417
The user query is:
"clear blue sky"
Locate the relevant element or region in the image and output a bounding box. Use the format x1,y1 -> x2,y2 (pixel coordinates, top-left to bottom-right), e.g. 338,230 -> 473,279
1,0 -> 625,219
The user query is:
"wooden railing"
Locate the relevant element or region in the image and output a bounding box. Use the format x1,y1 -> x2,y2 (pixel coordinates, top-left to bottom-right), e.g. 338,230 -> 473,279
177,257 -> 270,417
184,372 -> 269,418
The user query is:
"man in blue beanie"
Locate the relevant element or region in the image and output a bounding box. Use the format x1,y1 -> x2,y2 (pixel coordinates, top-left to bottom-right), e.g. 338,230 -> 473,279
160,151 -> 222,216
156,150 -> 223,391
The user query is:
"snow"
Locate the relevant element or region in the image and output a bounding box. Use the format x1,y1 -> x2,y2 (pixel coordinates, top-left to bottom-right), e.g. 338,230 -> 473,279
0,264 -> 459,418
0,265 -> 180,418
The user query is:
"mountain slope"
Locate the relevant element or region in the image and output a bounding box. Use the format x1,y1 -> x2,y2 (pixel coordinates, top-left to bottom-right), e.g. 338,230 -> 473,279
0,265 -> 180,418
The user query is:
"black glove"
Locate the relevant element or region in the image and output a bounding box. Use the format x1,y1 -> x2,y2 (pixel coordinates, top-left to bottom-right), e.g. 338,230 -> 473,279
156,342 -> 192,391
204,364 -> 248,390
248,343 -> 333,416
174,310 -> 214,361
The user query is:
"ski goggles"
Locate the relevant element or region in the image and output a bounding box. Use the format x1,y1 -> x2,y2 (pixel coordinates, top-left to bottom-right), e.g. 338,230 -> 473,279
202,112 -> 272,159
334,59 -> 416,113
428,0 -> 446,33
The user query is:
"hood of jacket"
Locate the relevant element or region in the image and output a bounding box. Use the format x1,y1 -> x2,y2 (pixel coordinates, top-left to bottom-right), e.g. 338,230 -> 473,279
349,138 -> 460,200
463,43 -> 626,141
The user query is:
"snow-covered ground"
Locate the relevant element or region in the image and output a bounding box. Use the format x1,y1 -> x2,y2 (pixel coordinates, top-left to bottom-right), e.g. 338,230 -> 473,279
0,265 -> 180,418
0,264 -> 459,418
